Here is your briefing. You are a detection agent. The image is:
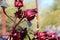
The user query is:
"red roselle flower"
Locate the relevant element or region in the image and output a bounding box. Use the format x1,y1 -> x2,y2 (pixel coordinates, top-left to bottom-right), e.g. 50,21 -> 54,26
36,31 -> 57,40
15,0 -> 23,7
15,9 -> 23,19
25,8 -> 38,21
37,32 -> 47,40
48,33 -> 57,39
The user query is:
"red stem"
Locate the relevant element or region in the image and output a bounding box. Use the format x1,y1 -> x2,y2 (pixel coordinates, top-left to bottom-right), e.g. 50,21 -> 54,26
2,8 -> 15,23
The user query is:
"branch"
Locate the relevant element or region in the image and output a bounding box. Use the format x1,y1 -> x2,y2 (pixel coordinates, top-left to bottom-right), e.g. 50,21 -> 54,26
2,7 -> 15,23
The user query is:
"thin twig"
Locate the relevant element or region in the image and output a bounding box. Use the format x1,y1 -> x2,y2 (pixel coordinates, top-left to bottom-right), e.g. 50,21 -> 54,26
2,8 -> 15,23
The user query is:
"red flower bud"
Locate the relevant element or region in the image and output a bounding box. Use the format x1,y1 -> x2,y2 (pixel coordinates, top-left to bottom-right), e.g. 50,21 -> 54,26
25,8 -> 37,21
15,0 -> 23,7
15,10 -> 23,19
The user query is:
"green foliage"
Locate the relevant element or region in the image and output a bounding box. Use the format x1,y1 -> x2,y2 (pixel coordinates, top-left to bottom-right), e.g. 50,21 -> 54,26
40,1 -> 60,31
